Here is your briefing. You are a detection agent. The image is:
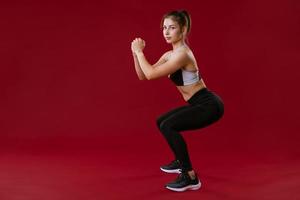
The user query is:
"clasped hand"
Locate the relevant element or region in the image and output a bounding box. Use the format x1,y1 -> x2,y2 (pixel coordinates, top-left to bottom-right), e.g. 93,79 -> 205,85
131,38 -> 145,54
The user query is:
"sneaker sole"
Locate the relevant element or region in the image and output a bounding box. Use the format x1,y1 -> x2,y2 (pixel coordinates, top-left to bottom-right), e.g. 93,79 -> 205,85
166,182 -> 201,192
160,167 -> 181,174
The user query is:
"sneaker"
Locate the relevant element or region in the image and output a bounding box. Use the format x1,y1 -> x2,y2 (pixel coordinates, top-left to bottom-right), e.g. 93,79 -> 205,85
165,171 -> 201,192
160,160 -> 181,174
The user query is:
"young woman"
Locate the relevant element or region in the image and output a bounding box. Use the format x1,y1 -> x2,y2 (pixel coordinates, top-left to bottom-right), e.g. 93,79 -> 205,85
131,10 -> 224,192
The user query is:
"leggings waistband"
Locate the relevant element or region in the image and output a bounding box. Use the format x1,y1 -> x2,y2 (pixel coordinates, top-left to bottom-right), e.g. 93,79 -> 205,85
187,88 -> 211,104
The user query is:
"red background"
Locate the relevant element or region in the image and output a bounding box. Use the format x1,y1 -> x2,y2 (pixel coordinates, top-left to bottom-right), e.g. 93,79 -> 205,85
0,0 -> 299,199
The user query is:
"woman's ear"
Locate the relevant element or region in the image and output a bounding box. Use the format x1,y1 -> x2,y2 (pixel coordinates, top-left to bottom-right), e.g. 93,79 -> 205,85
181,26 -> 188,36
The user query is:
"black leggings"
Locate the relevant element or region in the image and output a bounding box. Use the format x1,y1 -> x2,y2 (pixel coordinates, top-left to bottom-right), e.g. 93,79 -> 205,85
156,88 -> 224,172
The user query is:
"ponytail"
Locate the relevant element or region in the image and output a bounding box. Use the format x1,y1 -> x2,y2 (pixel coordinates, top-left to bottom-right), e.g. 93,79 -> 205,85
179,10 -> 191,33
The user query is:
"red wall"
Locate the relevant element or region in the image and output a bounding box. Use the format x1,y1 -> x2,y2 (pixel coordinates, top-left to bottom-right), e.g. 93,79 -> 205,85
1,1 -> 299,153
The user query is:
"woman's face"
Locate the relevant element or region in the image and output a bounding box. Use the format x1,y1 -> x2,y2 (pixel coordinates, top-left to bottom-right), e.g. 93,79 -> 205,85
163,17 -> 183,44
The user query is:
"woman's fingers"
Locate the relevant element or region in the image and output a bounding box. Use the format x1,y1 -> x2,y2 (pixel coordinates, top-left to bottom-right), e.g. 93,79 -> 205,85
131,38 -> 145,52
132,38 -> 144,43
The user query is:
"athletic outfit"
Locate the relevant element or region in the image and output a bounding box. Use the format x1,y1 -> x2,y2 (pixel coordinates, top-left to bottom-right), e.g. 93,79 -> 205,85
157,67 -> 224,192
169,68 -> 200,86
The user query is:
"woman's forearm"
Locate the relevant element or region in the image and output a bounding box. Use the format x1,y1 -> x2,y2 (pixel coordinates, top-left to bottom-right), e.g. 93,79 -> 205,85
136,51 -> 154,80
132,53 -> 146,80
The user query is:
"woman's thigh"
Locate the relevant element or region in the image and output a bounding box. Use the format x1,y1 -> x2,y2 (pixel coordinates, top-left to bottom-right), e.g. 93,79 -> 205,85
162,104 -> 221,132
156,105 -> 191,127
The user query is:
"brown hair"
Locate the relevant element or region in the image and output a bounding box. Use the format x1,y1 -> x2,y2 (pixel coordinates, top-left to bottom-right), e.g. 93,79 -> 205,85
161,10 -> 192,34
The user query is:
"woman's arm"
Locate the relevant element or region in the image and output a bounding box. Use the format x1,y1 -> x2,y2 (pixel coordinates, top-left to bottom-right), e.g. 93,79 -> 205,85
136,50 -> 188,80
153,51 -> 171,67
132,52 -> 146,80
131,42 -> 170,80
132,38 -> 188,80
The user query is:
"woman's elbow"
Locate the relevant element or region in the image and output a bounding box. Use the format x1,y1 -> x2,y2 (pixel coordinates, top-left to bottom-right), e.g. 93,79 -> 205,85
138,75 -> 147,80
146,73 -> 160,80
145,74 -> 153,80
138,77 -> 146,80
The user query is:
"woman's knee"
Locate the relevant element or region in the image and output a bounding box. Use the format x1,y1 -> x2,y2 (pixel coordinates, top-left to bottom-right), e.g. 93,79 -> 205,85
156,115 -> 165,130
158,120 -> 173,136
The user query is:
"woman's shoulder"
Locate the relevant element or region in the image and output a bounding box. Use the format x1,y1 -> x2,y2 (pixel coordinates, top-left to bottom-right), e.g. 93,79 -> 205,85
163,47 -> 191,62
162,50 -> 173,61
170,48 -> 191,61
164,50 -> 173,56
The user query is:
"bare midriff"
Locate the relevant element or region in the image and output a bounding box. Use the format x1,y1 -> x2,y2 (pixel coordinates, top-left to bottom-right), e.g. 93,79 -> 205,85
177,79 -> 207,101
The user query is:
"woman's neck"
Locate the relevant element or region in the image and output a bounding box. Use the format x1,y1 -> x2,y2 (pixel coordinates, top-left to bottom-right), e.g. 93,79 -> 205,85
172,41 -> 186,51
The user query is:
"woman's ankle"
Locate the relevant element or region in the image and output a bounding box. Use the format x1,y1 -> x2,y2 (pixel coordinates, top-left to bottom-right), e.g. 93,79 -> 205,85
187,170 -> 196,179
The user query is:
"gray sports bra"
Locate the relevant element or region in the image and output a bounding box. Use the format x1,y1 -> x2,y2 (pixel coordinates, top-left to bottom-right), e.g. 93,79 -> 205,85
165,51 -> 201,86
169,68 -> 200,86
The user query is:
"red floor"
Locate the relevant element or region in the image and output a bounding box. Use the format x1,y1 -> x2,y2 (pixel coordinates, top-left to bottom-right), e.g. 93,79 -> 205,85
1,135 -> 299,200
